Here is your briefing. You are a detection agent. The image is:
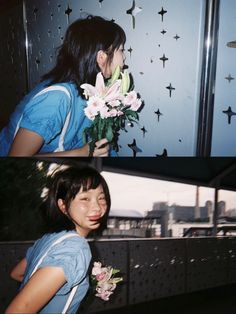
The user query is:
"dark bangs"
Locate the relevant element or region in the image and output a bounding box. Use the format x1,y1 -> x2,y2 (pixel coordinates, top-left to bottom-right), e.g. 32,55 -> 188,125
55,167 -> 111,211
41,166 -> 111,233
64,169 -> 110,210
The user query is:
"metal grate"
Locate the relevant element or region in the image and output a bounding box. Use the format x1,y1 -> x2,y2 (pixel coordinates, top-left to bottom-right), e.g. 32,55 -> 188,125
128,239 -> 186,304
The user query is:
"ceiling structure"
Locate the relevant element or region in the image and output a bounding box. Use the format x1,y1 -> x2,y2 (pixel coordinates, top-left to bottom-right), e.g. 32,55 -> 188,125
42,157 -> 236,192
102,158 -> 236,191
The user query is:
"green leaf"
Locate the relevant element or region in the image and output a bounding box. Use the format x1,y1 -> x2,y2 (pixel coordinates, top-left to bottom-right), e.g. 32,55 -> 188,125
125,110 -> 139,120
106,124 -> 114,142
112,269 -> 121,275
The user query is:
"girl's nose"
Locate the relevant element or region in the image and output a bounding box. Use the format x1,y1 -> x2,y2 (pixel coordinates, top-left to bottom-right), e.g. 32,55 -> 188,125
92,200 -> 101,211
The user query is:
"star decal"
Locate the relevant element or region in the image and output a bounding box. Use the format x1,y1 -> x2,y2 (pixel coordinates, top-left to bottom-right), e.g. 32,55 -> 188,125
161,29 -> 167,35
65,5 -> 72,24
128,139 -> 142,157
166,83 -> 175,97
141,126 -> 147,137
223,106 -> 236,124
128,46 -> 133,58
160,54 -> 169,68
174,34 -> 180,41
33,7 -> 38,20
156,149 -> 168,157
158,7 -> 167,22
154,109 -> 163,122
126,0 -> 143,29
225,74 -> 235,83
99,0 -> 104,8
35,57 -> 40,70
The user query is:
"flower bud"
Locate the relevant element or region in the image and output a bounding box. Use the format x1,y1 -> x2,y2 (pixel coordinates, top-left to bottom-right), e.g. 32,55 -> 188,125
121,70 -> 130,95
109,65 -> 121,85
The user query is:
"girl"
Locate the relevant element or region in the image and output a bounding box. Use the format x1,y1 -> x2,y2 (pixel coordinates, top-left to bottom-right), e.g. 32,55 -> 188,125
0,16 -> 126,156
5,166 -> 111,313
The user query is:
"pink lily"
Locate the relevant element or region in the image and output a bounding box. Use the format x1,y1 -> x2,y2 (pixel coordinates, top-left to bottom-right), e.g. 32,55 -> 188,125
81,72 -> 121,103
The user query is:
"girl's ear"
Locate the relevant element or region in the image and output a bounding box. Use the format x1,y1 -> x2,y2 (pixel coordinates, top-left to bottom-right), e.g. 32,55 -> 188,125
57,199 -> 67,215
96,50 -> 108,69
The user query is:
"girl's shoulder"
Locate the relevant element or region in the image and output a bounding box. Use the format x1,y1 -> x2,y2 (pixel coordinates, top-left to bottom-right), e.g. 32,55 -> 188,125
38,230 -> 87,247
27,231 -> 90,263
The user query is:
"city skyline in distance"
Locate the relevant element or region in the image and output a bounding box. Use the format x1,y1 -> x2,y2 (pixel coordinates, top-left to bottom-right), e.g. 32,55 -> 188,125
102,171 -> 236,216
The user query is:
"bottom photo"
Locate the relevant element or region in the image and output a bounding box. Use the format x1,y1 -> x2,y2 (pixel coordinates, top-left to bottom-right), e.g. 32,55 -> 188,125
1,157 -> 236,314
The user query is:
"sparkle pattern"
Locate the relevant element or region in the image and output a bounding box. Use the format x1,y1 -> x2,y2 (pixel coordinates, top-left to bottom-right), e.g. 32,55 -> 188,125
126,0 -> 143,29
128,139 -> 142,157
222,106 -> 236,124
158,7 -> 167,22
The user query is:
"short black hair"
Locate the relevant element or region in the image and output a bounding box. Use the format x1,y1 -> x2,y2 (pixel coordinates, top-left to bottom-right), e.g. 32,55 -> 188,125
42,15 -> 126,97
41,166 -> 111,234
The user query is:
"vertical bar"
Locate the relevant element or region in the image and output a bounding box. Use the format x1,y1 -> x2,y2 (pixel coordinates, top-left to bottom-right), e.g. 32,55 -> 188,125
196,0 -> 220,156
22,0 -> 30,93
212,188 -> 219,236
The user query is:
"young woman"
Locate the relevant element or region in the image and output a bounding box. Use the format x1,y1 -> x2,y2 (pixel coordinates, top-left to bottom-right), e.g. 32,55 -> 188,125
5,166 -> 111,313
0,16 -> 126,156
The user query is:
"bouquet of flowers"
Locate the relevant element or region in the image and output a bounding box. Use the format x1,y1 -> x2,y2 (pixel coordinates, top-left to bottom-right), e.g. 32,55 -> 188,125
81,66 -> 142,154
91,261 -> 123,301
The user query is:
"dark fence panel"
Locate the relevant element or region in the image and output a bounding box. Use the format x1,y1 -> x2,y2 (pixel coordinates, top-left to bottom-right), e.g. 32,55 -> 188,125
128,239 -> 186,304
1,237 -> 236,313
186,237 -> 229,292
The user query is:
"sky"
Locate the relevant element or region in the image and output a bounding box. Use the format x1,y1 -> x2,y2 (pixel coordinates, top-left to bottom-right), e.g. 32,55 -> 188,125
102,171 -> 236,215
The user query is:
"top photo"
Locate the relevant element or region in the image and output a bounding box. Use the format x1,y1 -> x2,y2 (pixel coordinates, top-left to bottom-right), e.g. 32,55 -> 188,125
0,0 -> 235,157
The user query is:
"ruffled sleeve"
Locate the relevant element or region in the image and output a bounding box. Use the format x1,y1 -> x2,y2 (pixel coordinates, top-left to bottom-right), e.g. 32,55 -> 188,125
38,237 -> 91,295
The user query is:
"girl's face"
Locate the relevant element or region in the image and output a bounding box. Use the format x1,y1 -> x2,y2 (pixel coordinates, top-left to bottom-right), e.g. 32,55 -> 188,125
103,45 -> 126,78
58,184 -> 108,237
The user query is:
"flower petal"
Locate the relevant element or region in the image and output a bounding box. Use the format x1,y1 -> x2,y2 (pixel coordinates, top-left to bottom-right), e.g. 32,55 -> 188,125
95,72 -> 106,95
104,80 -> 121,102
80,84 -> 97,97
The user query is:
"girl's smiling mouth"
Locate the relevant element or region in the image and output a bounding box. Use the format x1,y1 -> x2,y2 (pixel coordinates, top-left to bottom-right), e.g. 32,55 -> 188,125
88,215 -> 102,221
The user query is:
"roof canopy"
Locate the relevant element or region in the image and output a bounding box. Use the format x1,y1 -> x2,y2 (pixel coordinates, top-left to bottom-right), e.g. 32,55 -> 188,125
102,158 -> 236,191
36,157 -> 236,191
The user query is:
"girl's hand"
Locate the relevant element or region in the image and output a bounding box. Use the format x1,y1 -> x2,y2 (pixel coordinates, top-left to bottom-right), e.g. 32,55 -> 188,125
93,138 -> 109,157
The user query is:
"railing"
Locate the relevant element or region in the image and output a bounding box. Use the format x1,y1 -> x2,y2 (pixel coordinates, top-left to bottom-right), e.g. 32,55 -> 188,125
1,237 -> 236,313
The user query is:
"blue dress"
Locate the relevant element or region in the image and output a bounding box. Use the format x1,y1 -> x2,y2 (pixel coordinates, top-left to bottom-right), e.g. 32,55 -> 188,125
21,230 -> 92,314
0,81 -> 91,155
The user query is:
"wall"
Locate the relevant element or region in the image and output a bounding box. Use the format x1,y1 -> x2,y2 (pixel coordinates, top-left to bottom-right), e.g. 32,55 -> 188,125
0,2 -> 27,129
211,0 -> 236,156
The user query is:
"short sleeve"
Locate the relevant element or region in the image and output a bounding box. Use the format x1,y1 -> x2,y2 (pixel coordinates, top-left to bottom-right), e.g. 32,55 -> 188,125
20,90 -> 70,144
39,237 -> 91,295
26,245 -> 34,262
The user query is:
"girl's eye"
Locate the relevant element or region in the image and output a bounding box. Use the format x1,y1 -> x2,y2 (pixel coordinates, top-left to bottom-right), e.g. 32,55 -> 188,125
99,197 -> 106,203
80,197 -> 89,201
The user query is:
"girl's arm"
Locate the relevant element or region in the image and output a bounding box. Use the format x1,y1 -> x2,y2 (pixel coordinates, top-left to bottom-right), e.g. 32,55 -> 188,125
5,267 -> 66,314
10,258 -> 27,282
8,128 -> 109,156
